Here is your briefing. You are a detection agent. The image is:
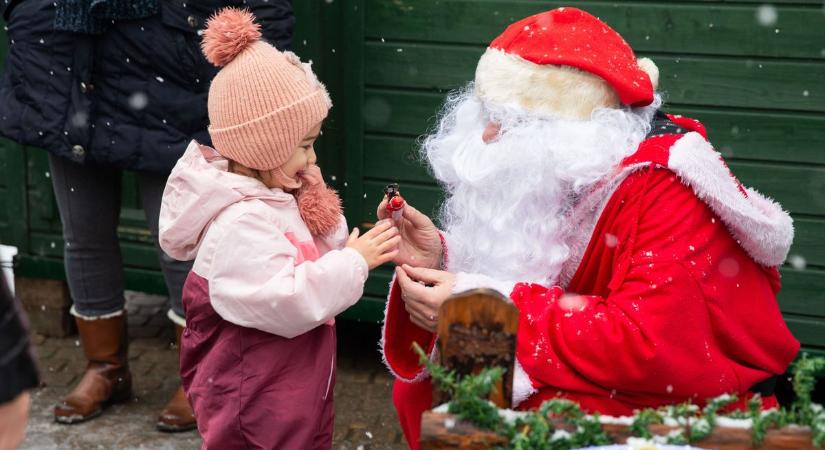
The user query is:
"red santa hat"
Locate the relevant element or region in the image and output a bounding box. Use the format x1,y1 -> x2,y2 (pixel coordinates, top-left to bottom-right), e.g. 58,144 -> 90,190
474,7 -> 659,120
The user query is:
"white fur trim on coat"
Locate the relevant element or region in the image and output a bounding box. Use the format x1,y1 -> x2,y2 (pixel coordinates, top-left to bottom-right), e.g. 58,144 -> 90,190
452,272 -> 517,300
512,358 -> 538,407
474,48 -> 620,121
668,132 -> 794,267
561,131 -> 793,285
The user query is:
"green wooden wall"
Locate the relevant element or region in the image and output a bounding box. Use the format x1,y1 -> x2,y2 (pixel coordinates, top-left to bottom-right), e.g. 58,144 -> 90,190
327,0 -> 825,351
1,2 -> 824,352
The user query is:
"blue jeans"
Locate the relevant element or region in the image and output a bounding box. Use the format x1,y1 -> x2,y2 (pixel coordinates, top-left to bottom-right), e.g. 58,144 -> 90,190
48,154 -> 191,318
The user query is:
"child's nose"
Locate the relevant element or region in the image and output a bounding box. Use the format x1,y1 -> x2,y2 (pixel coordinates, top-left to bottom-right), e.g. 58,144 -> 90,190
308,147 -> 317,165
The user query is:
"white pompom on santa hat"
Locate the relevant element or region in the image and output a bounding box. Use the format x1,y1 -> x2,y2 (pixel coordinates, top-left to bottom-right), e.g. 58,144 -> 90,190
475,7 -> 659,120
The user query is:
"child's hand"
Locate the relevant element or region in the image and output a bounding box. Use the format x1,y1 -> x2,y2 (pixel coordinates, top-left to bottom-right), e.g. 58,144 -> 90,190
346,220 -> 400,269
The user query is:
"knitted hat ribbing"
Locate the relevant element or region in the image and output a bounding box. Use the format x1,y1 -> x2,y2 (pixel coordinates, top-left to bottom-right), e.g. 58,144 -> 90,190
202,8 -> 331,170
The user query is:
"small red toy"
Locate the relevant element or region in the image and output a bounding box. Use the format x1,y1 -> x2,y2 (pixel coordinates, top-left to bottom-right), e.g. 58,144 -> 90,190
384,183 -> 405,222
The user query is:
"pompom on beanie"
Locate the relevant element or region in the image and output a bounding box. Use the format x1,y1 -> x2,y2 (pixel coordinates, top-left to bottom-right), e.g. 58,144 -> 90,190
202,8 -> 331,170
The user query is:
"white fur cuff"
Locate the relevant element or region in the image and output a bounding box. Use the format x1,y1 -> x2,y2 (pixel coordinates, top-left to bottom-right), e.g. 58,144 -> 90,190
452,272 -> 517,300
512,358 -> 538,407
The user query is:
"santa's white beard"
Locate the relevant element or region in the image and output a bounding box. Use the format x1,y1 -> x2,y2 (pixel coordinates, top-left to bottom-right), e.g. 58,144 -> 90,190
423,86 -> 660,285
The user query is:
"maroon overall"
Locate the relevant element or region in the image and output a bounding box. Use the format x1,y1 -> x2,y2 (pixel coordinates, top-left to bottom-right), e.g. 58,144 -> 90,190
180,272 -> 336,450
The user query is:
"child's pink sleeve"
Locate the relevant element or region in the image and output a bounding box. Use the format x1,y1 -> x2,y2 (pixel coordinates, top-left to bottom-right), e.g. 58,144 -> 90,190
207,211 -> 368,338
313,214 -> 350,255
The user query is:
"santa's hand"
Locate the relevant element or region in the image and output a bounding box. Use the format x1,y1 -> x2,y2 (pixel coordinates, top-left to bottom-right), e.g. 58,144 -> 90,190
395,264 -> 455,332
377,198 -> 441,268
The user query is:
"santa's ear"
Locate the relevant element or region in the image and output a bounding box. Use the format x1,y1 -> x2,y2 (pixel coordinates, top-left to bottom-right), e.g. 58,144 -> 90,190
637,57 -> 659,91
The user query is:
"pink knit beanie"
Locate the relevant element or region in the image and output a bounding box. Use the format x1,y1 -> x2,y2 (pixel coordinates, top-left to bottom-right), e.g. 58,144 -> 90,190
202,8 -> 331,170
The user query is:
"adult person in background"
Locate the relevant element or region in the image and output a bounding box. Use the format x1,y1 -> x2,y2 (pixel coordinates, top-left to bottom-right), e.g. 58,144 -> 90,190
0,275 -> 40,450
0,0 -> 294,431
377,8 -> 800,449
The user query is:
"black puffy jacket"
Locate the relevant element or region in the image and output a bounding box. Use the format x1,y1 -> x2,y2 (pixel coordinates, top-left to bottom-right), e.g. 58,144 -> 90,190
0,0 -> 294,173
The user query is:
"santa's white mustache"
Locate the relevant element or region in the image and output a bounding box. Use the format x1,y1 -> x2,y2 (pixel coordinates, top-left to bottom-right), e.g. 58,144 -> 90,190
421,86 -> 660,285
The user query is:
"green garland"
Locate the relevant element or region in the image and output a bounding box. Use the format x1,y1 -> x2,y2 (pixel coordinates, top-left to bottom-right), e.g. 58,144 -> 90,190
414,344 -> 825,449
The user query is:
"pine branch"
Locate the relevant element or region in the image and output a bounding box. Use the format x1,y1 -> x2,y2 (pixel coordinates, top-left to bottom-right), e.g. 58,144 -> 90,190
416,340 -> 825,449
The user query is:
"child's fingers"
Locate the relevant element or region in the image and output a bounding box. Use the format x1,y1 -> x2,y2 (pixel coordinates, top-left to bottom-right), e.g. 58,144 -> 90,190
373,225 -> 399,243
364,219 -> 392,237
346,227 -> 360,245
378,236 -> 401,253
374,249 -> 399,267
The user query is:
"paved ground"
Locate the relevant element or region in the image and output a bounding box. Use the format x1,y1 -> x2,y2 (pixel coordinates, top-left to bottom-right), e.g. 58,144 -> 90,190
20,292 -> 407,450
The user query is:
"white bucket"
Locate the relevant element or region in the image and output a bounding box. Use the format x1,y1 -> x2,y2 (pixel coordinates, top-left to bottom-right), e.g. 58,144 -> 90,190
0,244 -> 18,296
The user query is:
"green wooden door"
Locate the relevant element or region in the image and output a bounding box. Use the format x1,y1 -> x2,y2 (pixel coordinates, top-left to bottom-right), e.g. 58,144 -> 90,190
335,0 -> 825,351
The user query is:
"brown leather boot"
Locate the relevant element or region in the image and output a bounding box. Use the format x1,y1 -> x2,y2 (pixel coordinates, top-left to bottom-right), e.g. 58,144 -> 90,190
156,325 -> 196,432
54,312 -> 132,424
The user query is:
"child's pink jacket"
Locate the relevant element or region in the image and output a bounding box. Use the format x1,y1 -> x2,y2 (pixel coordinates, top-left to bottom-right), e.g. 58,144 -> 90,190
158,140 -> 368,338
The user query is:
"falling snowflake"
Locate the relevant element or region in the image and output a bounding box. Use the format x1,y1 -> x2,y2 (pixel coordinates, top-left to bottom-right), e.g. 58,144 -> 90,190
71,112 -> 88,127
718,258 -> 740,277
155,76 -> 165,83
129,92 -> 148,110
787,254 -> 806,270
755,5 -> 778,27
604,233 -> 619,247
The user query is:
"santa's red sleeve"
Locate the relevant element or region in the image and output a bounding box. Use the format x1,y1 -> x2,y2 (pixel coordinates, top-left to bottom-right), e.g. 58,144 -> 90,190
381,272 -> 439,381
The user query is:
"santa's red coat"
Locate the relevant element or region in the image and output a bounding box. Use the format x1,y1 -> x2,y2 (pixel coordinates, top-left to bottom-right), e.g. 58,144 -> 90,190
380,115 -> 800,449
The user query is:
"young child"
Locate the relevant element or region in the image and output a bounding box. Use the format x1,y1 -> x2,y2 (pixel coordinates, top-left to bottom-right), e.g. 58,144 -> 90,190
158,8 -> 399,449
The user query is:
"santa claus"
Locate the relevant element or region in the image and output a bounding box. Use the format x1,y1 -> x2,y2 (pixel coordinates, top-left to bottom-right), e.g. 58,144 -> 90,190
376,6 -> 800,449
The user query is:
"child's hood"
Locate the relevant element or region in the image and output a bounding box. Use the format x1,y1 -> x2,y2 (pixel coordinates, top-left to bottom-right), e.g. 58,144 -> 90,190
159,140 -> 295,261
